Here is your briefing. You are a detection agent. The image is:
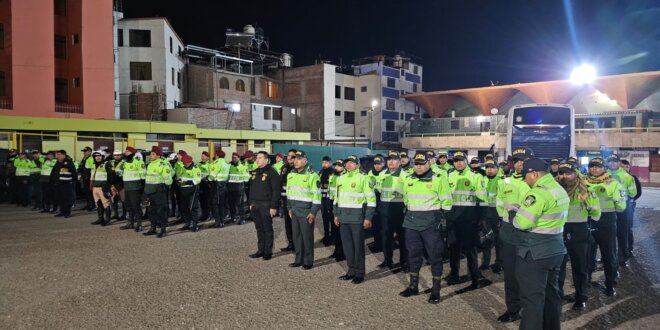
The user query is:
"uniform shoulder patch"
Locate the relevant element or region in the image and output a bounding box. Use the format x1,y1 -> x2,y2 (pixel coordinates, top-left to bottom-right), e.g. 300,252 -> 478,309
524,195 -> 536,207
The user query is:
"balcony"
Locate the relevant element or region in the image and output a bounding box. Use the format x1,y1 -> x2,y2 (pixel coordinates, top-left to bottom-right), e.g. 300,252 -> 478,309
0,99 -> 12,110
55,103 -> 83,114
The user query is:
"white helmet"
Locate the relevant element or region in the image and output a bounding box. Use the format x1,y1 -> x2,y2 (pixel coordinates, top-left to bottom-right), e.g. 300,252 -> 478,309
113,150 -> 122,156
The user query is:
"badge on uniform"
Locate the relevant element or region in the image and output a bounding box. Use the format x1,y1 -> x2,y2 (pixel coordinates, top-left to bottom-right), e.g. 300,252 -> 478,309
426,183 -> 433,189
407,182 -> 413,186
351,182 -> 356,188
195,172 -> 200,177
304,177 -> 308,182
449,183 -> 454,188
464,181 -> 470,187
600,187 -> 605,193
166,168 -> 171,173
524,195 -> 536,207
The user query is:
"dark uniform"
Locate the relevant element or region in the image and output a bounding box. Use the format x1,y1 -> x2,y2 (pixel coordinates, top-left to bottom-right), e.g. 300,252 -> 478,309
279,153 -> 296,251
318,156 -> 335,245
78,147 -> 94,211
248,157 -> 281,259
50,152 -> 77,217
376,151 -> 408,270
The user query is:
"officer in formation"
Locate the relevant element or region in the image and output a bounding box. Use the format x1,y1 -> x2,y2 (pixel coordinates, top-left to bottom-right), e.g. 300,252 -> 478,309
197,151 -> 212,222
209,149 -> 230,228
334,155 -> 376,284
620,159 -> 642,256
375,151 -> 408,270
177,154 -> 202,231
143,146 -> 173,238
327,159 -> 345,261
480,159 -> 501,273
606,154 -> 637,268
119,147 -> 146,231
279,149 -> 298,252
89,150 -> 113,226
38,151 -> 57,213
318,156 -> 335,246
248,151 -> 281,261
367,155 -> 385,252
78,146 -> 95,211
50,150 -> 77,218
227,152 -> 248,224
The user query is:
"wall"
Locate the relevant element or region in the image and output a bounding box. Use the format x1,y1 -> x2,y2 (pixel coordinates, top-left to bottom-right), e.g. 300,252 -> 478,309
81,0 -> 114,119
282,63 -> 325,137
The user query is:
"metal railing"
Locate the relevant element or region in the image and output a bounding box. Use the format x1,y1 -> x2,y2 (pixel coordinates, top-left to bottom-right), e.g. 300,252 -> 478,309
55,103 -> 83,114
0,99 -> 12,110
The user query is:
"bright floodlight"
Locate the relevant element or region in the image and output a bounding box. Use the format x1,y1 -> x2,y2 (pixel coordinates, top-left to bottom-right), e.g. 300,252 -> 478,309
570,64 -> 597,85
231,103 -> 241,112
371,99 -> 378,108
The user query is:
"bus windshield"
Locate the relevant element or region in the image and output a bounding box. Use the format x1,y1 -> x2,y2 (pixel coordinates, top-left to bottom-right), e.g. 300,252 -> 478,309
513,107 -> 571,126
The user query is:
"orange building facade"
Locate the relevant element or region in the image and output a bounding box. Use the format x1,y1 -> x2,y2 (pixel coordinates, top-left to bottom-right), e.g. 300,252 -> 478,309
0,0 -> 114,119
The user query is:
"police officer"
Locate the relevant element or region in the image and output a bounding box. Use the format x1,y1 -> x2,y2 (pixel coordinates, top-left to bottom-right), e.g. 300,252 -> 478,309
319,156 -> 335,246
620,159 -> 641,256
167,152 -> 180,220
228,152 -> 248,225
120,147 -> 145,231
39,151 -> 56,213
368,155 -> 385,253
606,154 -> 635,268
480,159 -> 501,272
512,157 -> 569,330
557,162 -> 601,311
209,149 -> 230,228
198,151 -> 212,222
178,154 -> 202,232
437,152 -> 453,172
248,151 -> 281,260
495,147 -> 533,323
51,150 -> 77,218
550,158 -> 560,177
285,150 -> 321,269
30,150 -> 44,210
328,159 -> 345,261
143,146 -> 173,238
470,157 -> 485,176
90,150 -> 113,226
13,151 -> 35,207
279,149 -> 298,251
427,151 -> 442,174
446,151 -> 485,290
586,157 -> 625,296
78,146 -> 95,211
400,152 -> 412,173
376,151 -> 408,270
272,153 -> 285,174
334,155 -> 376,284
399,152 -> 453,304
109,150 -> 126,220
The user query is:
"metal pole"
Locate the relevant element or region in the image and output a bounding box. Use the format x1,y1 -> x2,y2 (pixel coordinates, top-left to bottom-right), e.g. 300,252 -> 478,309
369,107 -> 373,150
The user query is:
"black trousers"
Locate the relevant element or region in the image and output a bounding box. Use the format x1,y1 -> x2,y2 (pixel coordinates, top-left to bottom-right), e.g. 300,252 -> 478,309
449,212 -> 480,281
340,223 -> 366,277
147,189 -> 168,229
406,226 -> 444,276
124,189 -> 143,224
559,222 -> 590,304
292,211 -> 315,266
15,176 -> 31,206
589,213 -> 618,289
82,177 -> 93,208
198,181 -> 210,219
179,186 -> 200,227
481,216 -> 501,267
227,183 -> 244,220
282,198 -> 293,243
516,253 -> 564,330
41,182 -> 54,211
321,197 -> 333,238
209,182 -> 227,222
332,213 -> 344,257
616,211 -> 629,262
31,175 -> 42,208
54,182 -> 73,216
169,185 -> 178,217
379,202 -> 406,265
251,201 -> 274,254
500,221 -> 521,314
626,200 -> 636,254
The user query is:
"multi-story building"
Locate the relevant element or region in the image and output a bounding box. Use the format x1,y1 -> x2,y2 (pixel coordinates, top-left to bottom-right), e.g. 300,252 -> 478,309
0,0 -> 115,119
117,17 -> 185,120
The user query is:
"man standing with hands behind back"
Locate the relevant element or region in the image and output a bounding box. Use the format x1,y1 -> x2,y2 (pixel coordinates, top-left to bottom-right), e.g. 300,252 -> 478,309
248,151 -> 281,261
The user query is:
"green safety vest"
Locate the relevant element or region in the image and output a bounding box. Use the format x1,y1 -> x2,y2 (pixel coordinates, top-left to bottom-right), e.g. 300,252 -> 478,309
586,176 -> 626,213
91,162 -> 109,187
334,168 -> 376,223
377,167 -> 408,203
447,168 -> 486,207
608,167 -> 637,200
328,171 -> 343,201
566,185 -> 601,223
198,161 -> 210,180
401,169 -> 453,231
244,162 -> 257,182
496,173 -> 530,222
285,165 -> 322,213
179,164 -> 202,187
121,159 -> 146,191
438,163 -> 453,172
483,175 -> 500,208
14,158 -> 36,177
30,157 -> 42,175
40,159 -> 56,177
144,158 -> 173,194
513,174 -> 570,235
272,161 -> 284,174
84,156 -> 94,170
209,159 -> 230,182
228,162 -> 247,183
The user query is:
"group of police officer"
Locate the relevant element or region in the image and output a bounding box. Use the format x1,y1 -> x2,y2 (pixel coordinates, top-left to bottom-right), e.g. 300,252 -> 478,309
8,144 -> 642,329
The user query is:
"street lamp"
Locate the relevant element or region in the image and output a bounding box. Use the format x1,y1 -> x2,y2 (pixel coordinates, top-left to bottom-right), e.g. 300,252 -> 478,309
570,64 -> 597,85
369,99 -> 378,150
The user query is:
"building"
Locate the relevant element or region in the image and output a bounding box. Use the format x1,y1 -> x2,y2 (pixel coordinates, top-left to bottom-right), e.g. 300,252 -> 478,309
117,17 -> 185,120
0,0 -> 115,119
281,54 -> 423,147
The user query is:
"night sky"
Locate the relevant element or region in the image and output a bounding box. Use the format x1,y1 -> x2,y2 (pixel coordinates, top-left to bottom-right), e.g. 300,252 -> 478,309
123,0 -> 660,91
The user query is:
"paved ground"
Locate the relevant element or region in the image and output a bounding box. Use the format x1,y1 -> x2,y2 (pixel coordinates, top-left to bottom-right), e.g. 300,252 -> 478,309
1,191 -> 659,329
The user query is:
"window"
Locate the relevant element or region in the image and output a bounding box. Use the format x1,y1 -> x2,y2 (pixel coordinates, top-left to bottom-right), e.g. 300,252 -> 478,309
0,71 -> 5,97
0,24 -> 4,49
361,86 -> 367,92
480,122 -> 491,132
219,77 -> 229,89
622,116 -> 636,128
254,140 -> 266,148
54,0 -> 67,16
414,65 -> 419,74
335,85 -> 341,98
335,110 -> 341,117
386,98 -> 395,111
177,72 -> 181,88
264,107 -> 283,121
264,80 -> 278,97
387,77 -> 396,88
413,83 -> 418,93
236,79 -> 245,92
400,113 -> 404,120
146,133 -> 185,142
55,78 -> 68,102
169,37 -> 173,53
250,79 -> 255,96
344,111 -> 355,124
73,77 -> 80,88
178,46 -> 182,56
451,120 -> 459,130
129,29 -> 151,47
361,111 -> 367,117
55,35 -> 67,59
386,120 -> 395,131
71,34 -> 79,45
129,62 -> 152,80
117,29 -> 123,46
415,105 -> 421,113
272,108 -> 282,121
263,106 -> 272,120
171,68 -> 175,85
344,87 -> 355,100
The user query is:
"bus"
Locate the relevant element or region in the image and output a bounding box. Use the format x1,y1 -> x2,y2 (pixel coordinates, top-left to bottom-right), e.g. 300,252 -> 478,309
506,103 -> 575,161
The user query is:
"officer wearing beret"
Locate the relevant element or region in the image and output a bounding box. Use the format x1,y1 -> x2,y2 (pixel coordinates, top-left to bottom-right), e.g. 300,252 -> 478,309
512,158 -> 569,330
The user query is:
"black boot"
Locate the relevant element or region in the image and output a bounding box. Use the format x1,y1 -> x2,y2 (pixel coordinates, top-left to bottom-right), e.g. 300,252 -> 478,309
191,220 -> 199,232
399,274 -> 420,297
111,202 -> 119,219
91,205 -> 104,225
134,216 -> 143,232
119,203 -> 127,220
157,225 -> 167,238
120,217 -> 134,230
428,277 -> 441,304
101,207 -> 112,226
143,226 -> 157,236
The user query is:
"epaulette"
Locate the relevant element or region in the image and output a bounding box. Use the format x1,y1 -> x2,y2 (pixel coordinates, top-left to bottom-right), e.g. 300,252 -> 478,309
448,168 -> 456,173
